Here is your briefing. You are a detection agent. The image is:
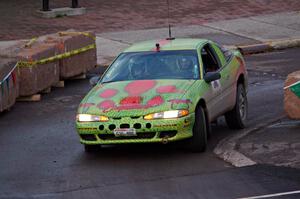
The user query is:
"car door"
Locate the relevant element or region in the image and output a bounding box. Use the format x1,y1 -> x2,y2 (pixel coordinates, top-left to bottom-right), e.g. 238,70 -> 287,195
199,43 -> 225,121
210,43 -> 237,113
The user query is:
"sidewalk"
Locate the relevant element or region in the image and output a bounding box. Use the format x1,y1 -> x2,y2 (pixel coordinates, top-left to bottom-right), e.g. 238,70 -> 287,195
237,119 -> 300,169
96,11 -> 300,65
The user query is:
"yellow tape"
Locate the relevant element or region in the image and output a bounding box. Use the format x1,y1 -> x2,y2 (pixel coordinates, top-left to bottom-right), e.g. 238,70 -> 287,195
18,31 -> 96,68
18,43 -> 96,68
24,37 -> 38,48
58,31 -> 96,40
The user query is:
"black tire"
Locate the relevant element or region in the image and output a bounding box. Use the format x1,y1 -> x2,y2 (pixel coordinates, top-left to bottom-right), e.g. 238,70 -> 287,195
84,144 -> 101,153
225,84 -> 248,129
186,106 -> 207,152
206,121 -> 212,139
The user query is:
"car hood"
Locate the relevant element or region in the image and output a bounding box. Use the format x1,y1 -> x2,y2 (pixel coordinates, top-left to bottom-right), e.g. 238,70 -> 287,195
78,79 -> 196,117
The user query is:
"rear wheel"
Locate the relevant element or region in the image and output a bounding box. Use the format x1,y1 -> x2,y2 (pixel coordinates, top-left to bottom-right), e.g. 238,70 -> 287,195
84,144 -> 101,153
225,84 -> 248,129
186,106 -> 207,152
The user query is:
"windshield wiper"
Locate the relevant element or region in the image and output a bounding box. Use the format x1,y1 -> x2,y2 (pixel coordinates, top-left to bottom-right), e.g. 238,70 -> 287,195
101,80 -> 116,84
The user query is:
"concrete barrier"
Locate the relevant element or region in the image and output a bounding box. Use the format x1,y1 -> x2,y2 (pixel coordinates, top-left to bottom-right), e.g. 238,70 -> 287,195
0,40 -> 28,58
0,30 -> 96,99
0,58 -> 19,112
0,30 -> 97,109
284,71 -> 300,120
17,42 -> 60,96
40,30 -> 97,79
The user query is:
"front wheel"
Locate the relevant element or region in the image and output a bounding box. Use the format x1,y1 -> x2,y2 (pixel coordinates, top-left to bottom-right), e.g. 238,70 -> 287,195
186,106 -> 207,152
225,84 -> 248,129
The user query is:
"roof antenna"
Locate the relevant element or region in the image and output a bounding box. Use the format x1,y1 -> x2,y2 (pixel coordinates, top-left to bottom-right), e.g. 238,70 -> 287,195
166,0 -> 175,40
155,43 -> 160,51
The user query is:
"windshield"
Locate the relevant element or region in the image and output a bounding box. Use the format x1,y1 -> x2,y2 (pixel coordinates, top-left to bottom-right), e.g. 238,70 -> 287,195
101,50 -> 200,83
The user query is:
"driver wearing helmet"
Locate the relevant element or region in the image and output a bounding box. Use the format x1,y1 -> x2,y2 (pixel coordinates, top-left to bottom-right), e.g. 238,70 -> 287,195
129,58 -> 147,79
177,56 -> 193,76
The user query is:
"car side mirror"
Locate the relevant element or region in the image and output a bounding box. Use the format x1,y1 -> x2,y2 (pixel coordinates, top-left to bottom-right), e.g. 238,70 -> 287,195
204,72 -> 221,83
89,76 -> 100,86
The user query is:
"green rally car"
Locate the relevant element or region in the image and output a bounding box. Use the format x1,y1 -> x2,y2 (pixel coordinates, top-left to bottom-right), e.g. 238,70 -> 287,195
76,38 -> 248,152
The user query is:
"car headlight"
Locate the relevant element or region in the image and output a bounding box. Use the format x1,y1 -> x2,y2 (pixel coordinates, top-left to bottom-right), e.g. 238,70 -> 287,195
76,114 -> 109,122
144,110 -> 189,120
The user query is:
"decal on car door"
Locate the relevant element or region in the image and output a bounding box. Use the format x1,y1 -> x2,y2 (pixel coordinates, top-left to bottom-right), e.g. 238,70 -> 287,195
211,80 -> 221,92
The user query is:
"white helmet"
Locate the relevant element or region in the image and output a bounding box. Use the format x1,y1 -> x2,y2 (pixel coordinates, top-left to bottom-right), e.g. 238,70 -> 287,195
129,58 -> 146,78
177,56 -> 192,71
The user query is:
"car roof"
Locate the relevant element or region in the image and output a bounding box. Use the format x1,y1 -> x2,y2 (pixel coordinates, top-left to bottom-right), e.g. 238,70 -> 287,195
123,38 -> 209,52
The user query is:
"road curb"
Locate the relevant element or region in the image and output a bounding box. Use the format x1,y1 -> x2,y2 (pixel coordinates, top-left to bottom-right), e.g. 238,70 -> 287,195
213,116 -> 285,167
236,38 -> 300,55
237,43 -> 272,55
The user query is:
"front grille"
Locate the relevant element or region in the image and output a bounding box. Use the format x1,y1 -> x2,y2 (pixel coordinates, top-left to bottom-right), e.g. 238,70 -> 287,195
133,123 -> 141,129
159,131 -> 177,138
130,116 -> 140,119
120,123 -> 130,128
109,124 -> 116,130
111,116 -> 140,120
80,134 -> 97,141
98,132 -> 156,140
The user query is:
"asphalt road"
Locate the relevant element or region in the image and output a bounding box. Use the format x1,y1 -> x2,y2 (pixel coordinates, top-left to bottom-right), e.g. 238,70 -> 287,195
0,48 -> 300,199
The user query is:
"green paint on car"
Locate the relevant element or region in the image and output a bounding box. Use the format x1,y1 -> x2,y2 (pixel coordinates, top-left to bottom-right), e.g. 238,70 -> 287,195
76,38 -> 248,152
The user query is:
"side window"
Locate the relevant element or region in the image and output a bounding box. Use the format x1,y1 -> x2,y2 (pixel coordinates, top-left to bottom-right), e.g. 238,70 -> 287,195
201,44 -> 221,74
219,45 -> 233,62
211,43 -> 226,66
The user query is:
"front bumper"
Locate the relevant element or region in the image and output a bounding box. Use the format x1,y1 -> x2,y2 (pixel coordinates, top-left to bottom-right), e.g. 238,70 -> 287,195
76,113 -> 195,145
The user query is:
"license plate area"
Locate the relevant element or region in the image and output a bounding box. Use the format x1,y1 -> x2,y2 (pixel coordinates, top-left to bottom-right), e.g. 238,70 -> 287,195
113,128 -> 137,137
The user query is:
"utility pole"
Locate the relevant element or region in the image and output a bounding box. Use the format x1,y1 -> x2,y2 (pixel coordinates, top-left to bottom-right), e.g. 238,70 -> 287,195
42,0 -> 50,11
71,0 -> 79,8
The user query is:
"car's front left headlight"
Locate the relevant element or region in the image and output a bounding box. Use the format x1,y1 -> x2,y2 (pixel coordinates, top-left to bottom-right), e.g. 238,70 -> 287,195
144,110 -> 189,120
76,114 -> 109,122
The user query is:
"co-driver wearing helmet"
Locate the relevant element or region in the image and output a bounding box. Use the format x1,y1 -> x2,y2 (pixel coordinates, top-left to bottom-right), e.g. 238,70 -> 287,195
129,58 -> 147,79
176,56 -> 194,78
